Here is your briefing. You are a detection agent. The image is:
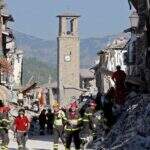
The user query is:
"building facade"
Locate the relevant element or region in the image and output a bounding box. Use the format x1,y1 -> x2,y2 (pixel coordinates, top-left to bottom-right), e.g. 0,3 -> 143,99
127,0 -> 150,91
0,0 -> 23,90
93,36 -> 128,94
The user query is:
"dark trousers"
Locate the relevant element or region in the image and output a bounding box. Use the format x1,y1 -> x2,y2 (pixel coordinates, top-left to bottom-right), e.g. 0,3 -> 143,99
16,132 -> 27,150
53,126 -> 64,150
39,123 -> 45,135
47,123 -> 53,134
0,129 -> 9,149
82,121 -> 91,137
65,130 -> 80,150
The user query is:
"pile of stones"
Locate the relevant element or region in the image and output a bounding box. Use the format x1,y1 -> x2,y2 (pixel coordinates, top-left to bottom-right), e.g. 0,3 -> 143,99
93,92 -> 150,150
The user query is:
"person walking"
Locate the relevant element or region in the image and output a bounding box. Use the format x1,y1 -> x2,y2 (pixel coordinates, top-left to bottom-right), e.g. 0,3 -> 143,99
82,100 -> 97,137
13,108 -> 30,150
39,109 -> 47,135
65,102 -> 82,150
46,108 -> 54,135
53,101 -> 66,150
82,100 -> 107,143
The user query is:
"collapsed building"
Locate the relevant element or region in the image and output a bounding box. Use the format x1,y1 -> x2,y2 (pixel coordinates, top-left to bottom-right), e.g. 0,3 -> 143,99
91,1 -> 150,149
92,35 -> 128,94
126,0 -> 150,91
93,92 -> 150,150
93,0 -> 150,94
0,0 -> 23,102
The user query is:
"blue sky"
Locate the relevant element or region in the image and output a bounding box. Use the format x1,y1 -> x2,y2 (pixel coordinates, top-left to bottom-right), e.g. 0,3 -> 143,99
7,0 -> 131,40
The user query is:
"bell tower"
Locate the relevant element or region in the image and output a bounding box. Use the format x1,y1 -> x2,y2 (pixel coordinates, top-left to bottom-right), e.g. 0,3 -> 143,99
57,12 -> 80,105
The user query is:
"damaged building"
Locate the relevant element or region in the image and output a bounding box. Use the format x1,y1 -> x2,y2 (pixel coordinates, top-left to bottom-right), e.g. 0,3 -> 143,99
92,35 -> 128,94
91,1 -> 150,149
93,0 -> 150,94
0,0 -> 23,102
126,0 -> 150,91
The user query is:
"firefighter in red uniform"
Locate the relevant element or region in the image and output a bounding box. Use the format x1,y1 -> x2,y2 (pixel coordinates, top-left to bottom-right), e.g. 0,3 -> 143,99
112,65 -> 126,105
65,101 -> 82,150
13,108 -> 30,150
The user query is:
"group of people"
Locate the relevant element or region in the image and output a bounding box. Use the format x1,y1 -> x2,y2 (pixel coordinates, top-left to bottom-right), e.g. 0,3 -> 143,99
0,98 -> 104,150
39,108 -> 54,135
0,101 -> 30,150
43,65 -> 126,150
0,65 -> 127,150
52,99 -> 106,150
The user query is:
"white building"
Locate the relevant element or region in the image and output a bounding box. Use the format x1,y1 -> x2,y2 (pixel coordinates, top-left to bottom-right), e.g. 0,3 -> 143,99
93,35 -> 128,94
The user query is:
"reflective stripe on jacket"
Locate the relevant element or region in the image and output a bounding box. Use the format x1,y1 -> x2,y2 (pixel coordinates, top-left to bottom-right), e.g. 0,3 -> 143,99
83,107 -> 95,123
65,110 -> 82,131
53,110 -> 66,126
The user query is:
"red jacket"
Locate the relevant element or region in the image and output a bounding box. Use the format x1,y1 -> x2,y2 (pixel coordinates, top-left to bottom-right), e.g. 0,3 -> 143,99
14,116 -> 29,132
112,70 -> 126,85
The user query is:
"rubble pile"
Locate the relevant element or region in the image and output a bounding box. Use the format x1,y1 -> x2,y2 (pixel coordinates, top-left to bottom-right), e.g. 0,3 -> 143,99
93,92 -> 150,150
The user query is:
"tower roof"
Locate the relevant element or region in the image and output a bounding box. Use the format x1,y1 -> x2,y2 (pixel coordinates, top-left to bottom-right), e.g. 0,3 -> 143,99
57,12 -> 80,17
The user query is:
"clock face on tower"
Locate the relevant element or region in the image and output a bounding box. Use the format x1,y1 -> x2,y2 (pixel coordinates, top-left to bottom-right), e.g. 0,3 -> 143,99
64,55 -> 71,62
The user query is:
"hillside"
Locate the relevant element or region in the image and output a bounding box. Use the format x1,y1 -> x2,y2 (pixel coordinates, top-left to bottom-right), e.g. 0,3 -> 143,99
14,31 -> 116,84
22,57 -> 57,85
14,31 -> 116,68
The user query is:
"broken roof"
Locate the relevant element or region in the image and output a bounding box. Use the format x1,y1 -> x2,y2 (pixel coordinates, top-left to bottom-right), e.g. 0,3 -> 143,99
97,35 -> 128,54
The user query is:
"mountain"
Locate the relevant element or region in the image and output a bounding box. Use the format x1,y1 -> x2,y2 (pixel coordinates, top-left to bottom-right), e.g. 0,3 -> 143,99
14,31 -> 57,67
14,31 -> 116,68
22,57 -> 57,85
14,31 -> 116,84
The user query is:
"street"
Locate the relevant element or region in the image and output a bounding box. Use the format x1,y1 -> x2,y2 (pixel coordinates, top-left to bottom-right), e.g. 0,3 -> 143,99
8,130 -> 65,150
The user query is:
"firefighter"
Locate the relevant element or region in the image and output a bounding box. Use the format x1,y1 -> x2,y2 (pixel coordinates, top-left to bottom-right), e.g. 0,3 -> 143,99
112,65 -> 126,105
65,102 -> 82,150
92,110 -> 107,141
82,100 -> 107,142
0,100 -> 11,150
53,101 -> 66,150
82,100 -> 97,137
13,108 -> 30,150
